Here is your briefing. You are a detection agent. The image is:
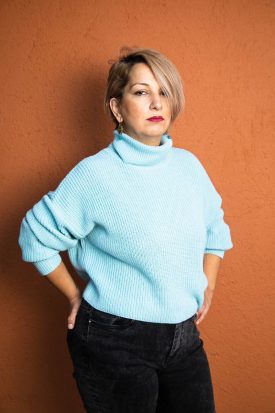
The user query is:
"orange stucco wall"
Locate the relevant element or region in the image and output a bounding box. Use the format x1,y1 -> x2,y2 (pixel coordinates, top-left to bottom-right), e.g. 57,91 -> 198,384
1,1 -> 274,412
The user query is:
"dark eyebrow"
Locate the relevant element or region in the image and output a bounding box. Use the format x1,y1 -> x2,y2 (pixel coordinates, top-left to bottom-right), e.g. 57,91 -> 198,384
129,82 -> 150,89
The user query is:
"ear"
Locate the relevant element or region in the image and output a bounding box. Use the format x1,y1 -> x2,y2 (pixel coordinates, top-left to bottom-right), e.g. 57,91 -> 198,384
109,98 -> 123,123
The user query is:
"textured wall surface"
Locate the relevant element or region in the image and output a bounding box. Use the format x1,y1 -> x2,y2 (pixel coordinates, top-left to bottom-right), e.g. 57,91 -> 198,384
1,1 -> 275,412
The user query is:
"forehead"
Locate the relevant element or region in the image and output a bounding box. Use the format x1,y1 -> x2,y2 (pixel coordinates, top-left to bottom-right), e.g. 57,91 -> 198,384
128,63 -> 158,86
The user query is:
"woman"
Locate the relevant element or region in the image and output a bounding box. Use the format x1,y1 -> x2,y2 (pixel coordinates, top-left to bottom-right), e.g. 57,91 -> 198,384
18,47 -> 233,413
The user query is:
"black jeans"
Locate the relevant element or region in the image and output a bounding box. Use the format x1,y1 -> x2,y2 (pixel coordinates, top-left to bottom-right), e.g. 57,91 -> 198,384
66,298 -> 216,413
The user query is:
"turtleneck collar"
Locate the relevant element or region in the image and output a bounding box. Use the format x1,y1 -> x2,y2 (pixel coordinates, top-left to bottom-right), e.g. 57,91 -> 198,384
111,129 -> 173,167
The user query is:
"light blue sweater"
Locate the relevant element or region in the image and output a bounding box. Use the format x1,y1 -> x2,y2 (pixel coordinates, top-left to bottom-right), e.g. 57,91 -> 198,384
18,130 -> 233,323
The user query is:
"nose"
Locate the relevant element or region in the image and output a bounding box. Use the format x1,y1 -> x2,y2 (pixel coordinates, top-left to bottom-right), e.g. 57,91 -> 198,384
149,92 -> 162,110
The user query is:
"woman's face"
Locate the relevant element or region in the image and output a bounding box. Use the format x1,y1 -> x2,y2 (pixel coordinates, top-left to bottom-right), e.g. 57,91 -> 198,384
110,63 -> 172,146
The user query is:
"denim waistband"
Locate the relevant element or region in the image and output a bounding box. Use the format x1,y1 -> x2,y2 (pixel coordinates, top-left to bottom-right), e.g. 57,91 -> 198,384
80,297 -> 197,326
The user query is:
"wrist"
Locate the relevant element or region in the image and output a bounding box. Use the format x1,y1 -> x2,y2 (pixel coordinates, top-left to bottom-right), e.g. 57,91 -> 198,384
68,287 -> 81,303
206,285 -> 215,294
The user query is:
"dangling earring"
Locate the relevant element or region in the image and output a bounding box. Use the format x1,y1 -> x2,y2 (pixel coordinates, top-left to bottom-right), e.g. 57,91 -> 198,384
118,122 -> 124,134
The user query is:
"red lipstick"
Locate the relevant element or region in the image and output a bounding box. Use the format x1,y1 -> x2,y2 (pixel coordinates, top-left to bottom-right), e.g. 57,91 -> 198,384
147,116 -> 164,122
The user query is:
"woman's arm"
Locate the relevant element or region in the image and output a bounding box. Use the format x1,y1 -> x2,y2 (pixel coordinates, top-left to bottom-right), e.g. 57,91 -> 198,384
195,253 -> 222,325
18,157 -> 96,277
45,260 -> 82,329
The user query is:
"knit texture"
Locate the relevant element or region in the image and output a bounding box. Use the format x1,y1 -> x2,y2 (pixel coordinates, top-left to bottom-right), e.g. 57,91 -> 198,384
18,130 -> 233,323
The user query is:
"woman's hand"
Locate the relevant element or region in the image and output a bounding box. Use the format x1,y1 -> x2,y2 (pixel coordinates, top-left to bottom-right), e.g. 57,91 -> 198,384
68,291 -> 82,329
195,253 -> 221,325
195,287 -> 214,325
45,261 -> 82,329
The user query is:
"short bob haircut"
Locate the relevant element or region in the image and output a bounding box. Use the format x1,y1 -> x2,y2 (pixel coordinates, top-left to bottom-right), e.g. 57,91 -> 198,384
104,46 -> 185,129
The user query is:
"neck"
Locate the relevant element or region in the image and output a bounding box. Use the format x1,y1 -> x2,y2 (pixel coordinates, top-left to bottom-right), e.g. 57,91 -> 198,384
123,130 -> 163,147
111,129 -> 173,167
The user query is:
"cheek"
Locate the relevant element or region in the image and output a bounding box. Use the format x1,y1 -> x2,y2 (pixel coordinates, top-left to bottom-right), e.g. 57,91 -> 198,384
164,102 -> 172,117
124,102 -> 144,119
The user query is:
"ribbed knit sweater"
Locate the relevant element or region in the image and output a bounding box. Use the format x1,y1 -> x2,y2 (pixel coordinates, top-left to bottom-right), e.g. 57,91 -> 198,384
18,130 -> 233,323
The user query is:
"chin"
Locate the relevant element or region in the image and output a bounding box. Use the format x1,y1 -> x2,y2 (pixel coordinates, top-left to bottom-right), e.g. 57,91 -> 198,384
148,128 -> 167,137
148,122 -> 170,133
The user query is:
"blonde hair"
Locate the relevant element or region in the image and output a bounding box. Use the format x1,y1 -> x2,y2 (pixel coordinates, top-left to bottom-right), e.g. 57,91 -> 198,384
104,46 -> 185,128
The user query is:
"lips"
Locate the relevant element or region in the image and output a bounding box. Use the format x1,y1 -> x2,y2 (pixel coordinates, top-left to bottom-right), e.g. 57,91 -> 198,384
147,116 -> 164,121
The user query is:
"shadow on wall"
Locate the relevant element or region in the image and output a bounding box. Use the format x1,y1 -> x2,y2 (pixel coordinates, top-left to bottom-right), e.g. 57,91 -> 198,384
2,67 -> 113,412
6,66 -> 113,282
64,68 -> 113,146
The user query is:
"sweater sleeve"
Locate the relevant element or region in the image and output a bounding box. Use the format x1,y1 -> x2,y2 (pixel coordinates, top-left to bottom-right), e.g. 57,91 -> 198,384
18,158 -> 96,276
192,154 -> 233,259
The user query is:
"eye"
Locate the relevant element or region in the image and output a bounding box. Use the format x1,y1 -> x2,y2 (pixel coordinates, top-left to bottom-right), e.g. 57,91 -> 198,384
134,90 -> 148,95
134,89 -> 168,97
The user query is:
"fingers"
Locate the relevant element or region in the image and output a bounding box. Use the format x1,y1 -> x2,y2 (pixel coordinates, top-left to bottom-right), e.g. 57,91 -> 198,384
195,303 -> 209,325
195,309 -> 206,325
195,287 -> 215,325
68,317 -> 75,329
67,297 -> 82,329
68,311 -> 76,329
195,306 -> 205,325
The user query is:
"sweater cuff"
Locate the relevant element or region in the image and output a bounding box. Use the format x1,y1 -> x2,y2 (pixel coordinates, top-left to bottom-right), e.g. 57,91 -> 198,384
205,219 -> 233,257
33,254 -> 62,276
204,249 -> 225,259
